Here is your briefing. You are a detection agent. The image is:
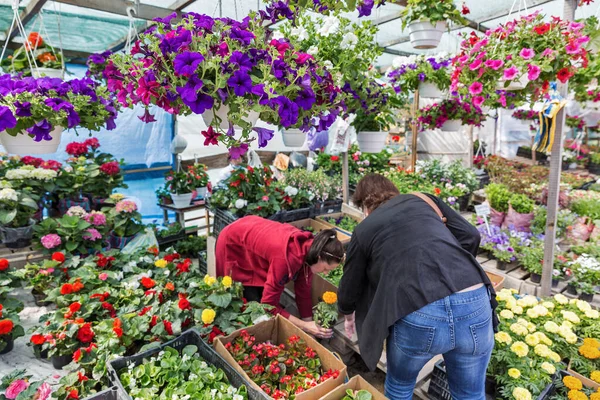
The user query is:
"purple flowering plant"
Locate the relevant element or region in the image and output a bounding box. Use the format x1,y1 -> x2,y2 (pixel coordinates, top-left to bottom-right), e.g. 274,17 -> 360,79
418,98 -> 485,130
387,53 -> 453,94
262,0 -> 386,19
107,12 -> 342,157
0,74 -> 118,142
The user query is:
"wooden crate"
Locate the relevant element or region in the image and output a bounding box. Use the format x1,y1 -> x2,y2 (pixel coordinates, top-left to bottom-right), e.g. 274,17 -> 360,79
316,212 -> 363,236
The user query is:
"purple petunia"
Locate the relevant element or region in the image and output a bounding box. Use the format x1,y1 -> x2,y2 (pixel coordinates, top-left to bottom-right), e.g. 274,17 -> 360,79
26,119 -> 53,142
229,27 -> 254,46
357,0 -> 375,17
294,89 -> 316,111
271,59 -> 288,80
14,101 -> 31,117
229,143 -> 249,160
0,106 -> 17,131
176,75 -> 204,102
229,51 -> 253,71
173,51 -> 204,76
227,70 -> 253,96
183,93 -> 214,114
273,96 -> 299,128
138,108 -> 157,123
252,127 -> 275,148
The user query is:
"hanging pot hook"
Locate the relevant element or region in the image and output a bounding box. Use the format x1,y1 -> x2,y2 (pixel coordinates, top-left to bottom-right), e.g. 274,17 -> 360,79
126,6 -> 136,20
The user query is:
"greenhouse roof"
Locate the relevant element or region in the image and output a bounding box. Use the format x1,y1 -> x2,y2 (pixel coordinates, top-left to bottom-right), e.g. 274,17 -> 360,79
0,0 -> 598,67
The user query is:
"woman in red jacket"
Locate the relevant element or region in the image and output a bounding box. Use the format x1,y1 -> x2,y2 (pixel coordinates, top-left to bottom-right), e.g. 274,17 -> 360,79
216,215 -> 344,338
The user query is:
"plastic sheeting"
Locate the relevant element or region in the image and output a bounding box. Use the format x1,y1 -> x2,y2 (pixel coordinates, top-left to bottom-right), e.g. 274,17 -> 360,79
417,129 -> 470,165
496,108 -> 533,158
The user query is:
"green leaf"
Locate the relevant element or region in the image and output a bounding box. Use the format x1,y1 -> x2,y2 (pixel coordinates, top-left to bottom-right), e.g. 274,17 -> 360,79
207,292 -> 232,309
0,209 -> 17,225
182,345 -> 198,357
346,0 -> 356,11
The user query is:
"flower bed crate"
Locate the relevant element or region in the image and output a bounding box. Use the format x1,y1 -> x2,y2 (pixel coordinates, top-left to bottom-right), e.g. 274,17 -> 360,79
311,199 -> 343,217
516,147 -> 548,162
212,208 -> 240,238
157,230 -> 186,251
107,329 -> 266,400
568,361 -> 600,390
486,271 -> 505,291
214,315 -> 347,400
288,219 -> 352,245
318,375 -> 386,400
277,206 -> 313,223
82,387 -> 119,400
316,212 -> 363,236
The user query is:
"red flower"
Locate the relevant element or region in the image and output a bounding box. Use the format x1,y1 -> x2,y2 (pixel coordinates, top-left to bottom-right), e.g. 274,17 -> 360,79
178,296 -> 191,311
99,161 -> 120,176
67,389 -> 79,399
113,318 -> 123,338
534,23 -> 550,35
30,334 -> 45,345
165,282 -> 175,291
164,253 -> 180,263
434,188 -> 442,196
101,302 -> 116,318
72,280 -> 84,292
96,254 -> 115,269
77,372 -> 88,382
557,67 -> 573,83
65,142 -> 89,157
84,138 -> 100,149
21,156 -> 43,167
73,348 -> 82,362
148,246 -> 159,256
69,302 -> 81,313
176,259 -> 191,275
141,277 -> 156,289
90,292 -> 110,302
330,155 -> 339,162
461,3 -> 470,14
0,319 -> 13,335
252,365 -> 265,375
138,306 -> 152,316
163,320 -> 173,335
51,252 -> 65,263
77,323 -> 94,343
150,315 -> 158,327
0,259 -> 9,271
60,283 -> 74,295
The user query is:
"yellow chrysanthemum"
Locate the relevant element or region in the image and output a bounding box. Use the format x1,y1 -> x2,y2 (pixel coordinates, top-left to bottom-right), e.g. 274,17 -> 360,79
526,308 -> 539,319
541,362 -> 556,375
554,293 -> 569,305
562,311 -> 581,324
511,341 -> 529,358
549,352 -> 561,363
495,331 -> 512,345
512,387 -> 532,400
542,301 -> 555,310
583,338 -> 600,348
505,296 -> 517,310
517,295 -> 538,308
564,376 -> 583,391
566,333 -> 578,344
559,325 -> 574,339
525,334 -> 540,347
323,291 -> 337,305
222,276 -> 233,288
512,305 -> 524,315
508,368 -> 521,379
544,321 -> 560,333
576,300 -> 592,312
534,332 -> 552,346
585,310 -> 600,319
500,310 -> 514,319
154,259 -> 168,268
563,321 -> 574,329
579,345 -> 600,360
534,344 -> 551,358
510,323 -> 529,336
527,322 -> 537,333
590,393 -> 600,400
567,390 -> 588,400
590,371 -> 600,384
203,275 -> 217,286
201,308 -> 216,325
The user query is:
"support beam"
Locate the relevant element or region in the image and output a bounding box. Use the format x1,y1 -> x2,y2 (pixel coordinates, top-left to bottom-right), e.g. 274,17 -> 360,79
4,0 -> 48,42
53,0 -> 176,21
168,0 -> 197,11
372,11 -> 403,26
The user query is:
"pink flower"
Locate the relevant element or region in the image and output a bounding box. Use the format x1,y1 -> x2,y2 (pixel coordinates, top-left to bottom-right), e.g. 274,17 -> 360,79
565,42 -> 581,55
484,59 -> 504,70
469,59 -> 483,71
469,82 -> 483,96
99,273 -> 108,281
569,22 -> 584,31
5,380 -> 29,399
498,94 -> 507,107
36,382 -> 52,400
41,234 -> 62,250
262,196 -> 269,201
542,48 -> 554,58
84,211 -> 107,226
115,200 -> 138,213
503,66 -> 519,80
83,228 -> 102,242
519,48 -> 535,60
527,64 -> 541,81
473,96 -> 485,108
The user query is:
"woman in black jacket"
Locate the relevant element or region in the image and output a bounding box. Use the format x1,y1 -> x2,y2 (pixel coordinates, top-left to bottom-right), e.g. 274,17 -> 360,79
338,174 -> 497,400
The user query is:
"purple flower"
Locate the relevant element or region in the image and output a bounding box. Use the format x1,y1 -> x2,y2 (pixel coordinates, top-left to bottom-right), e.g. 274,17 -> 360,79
14,101 -> 31,117
173,51 -> 204,76
44,98 -> 72,112
227,70 -> 253,96
271,59 -> 288,80
154,12 -> 177,25
229,143 -> 249,160
252,127 -> 274,148
418,73 -> 426,81
273,96 -> 299,128
226,122 -> 235,137
357,0 -> 375,17
159,29 -> 192,54
189,13 -> 215,30
229,27 -> 254,45
26,120 -> 53,142
294,89 -> 316,111
0,106 -> 17,131
66,110 -> 81,128
138,108 -> 157,123
229,51 -> 253,71
183,92 -> 214,114
176,75 -> 204,102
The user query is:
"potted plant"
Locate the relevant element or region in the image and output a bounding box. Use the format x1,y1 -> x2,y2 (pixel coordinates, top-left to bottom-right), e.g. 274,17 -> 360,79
11,258 -> 61,306
418,98 -> 485,132
0,370 -> 52,399
186,163 -> 209,198
388,53 -> 452,98
283,168 -> 341,215
314,291 -> 338,329
0,75 -> 118,154
0,32 -> 64,78
156,186 -> 172,205
588,152 -> 600,175
165,170 -> 194,208
0,186 -> 39,248
484,183 -> 512,226
0,305 -> 24,355
401,0 -> 467,49
105,199 -> 143,250
519,243 -> 543,283
503,194 -> 535,232
569,254 -> 600,302
33,212 -> 106,256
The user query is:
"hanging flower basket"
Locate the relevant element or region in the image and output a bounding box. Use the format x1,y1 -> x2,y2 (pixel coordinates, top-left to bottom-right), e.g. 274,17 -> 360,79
418,82 -> 446,98
201,105 -> 259,130
282,128 -> 307,147
496,75 -> 529,91
440,120 -> 462,132
0,127 -> 63,155
171,193 -> 193,208
407,21 -> 446,50
32,68 -> 64,79
356,131 -> 388,153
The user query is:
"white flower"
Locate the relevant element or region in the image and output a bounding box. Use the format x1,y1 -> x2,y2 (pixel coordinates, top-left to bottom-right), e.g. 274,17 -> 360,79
340,32 -> 358,50
0,188 -> 18,202
318,15 -> 340,37
284,186 -> 298,196
5,169 -> 30,180
307,46 -> 319,55
66,206 -> 88,217
291,26 -> 309,41
30,168 -> 57,181
272,30 -> 285,40
234,199 -> 247,209
233,395 -> 244,400
323,60 -> 333,70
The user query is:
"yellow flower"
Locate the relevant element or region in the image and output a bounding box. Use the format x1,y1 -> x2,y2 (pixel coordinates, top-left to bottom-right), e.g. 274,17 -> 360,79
532,305 -> 549,317
511,341 -> 529,358
583,338 -> 600,348
508,368 -> 521,379
562,311 -> 581,324
576,300 -> 592,313
549,351 -> 561,363
203,275 -> 217,286
154,259 -> 168,268
505,297 -> 517,310
554,293 -> 569,305
500,310 -> 514,319
110,193 -> 125,202
201,308 -> 216,325
512,305 -> 524,315
590,393 -> 600,400
534,344 -> 551,358
512,387 -> 532,400
323,291 -> 337,305
564,376 -> 583,391
541,362 -> 556,375
542,301 -> 555,309
534,332 -> 552,346
590,371 -> 600,384
495,331 -> 512,345
579,345 -> 600,360
525,334 -> 540,347
567,390 -> 588,400
517,318 -> 529,327
544,321 -> 560,333
566,333 -> 578,344
585,310 -> 600,319
527,322 -> 537,333
517,295 -> 538,308
222,276 -> 233,288
526,308 -> 539,319
559,325 -> 574,339
510,323 -> 529,336
496,289 -> 513,302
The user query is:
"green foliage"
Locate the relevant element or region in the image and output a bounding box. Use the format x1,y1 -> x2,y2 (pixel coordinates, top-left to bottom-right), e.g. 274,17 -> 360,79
0,187 -> 38,228
283,169 -> 340,203
509,194 -> 535,214
589,152 -> 600,164
343,389 -> 373,400
519,242 -> 544,275
531,207 -> 576,238
570,198 -> 600,220
400,0 -> 466,29
485,183 -> 512,213
173,234 -> 207,258
321,265 -> 344,287
323,216 -> 358,232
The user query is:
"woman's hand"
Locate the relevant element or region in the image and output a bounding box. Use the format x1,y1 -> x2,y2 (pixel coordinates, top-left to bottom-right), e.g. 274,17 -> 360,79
302,321 -> 333,339
344,313 -> 356,338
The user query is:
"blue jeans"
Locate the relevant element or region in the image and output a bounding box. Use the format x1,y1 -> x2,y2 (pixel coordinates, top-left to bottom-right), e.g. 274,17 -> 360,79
385,286 -> 494,400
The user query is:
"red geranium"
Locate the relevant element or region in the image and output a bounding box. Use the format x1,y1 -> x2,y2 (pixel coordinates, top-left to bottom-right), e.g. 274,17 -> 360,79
76,323 -> 94,343
141,277 -> 156,289
30,334 -> 45,345
0,319 -> 14,335
330,155 -> 339,162
99,161 -> 120,176
60,283 -> 74,295
0,259 -> 9,271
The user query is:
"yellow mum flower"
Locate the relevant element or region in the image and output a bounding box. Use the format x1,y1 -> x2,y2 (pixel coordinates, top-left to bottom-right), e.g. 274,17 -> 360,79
590,371 -> 600,384
576,300 -> 592,312
512,387 -> 532,400
549,351 -> 561,363
534,344 -> 551,358
222,276 -> 233,288
579,345 -> 600,360
590,393 -> 600,400
567,390 -> 588,400
525,334 -> 540,347
542,301 -> 555,309
508,368 -> 521,379
583,338 -> 600,348
495,331 -> 512,345
512,305 -> 524,315
541,362 -> 556,375
517,295 -> 538,308
201,308 -> 216,325
563,376 -> 583,391
566,333 -> 578,344
559,325 -> 574,339
554,293 -> 569,305
505,297 -> 517,310
534,332 -> 552,346
510,323 -> 529,336
527,322 -> 537,333
203,275 -> 217,286
532,305 -> 549,317
154,259 -> 168,268
511,341 -> 529,358
585,310 -> 600,319
500,310 -> 514,319
527,308 -> 539,319
544,321 -> 560,333
563,321 -> 574,329
517,318 -> 529,327
323,291 -> 337,305
562,311 -> 581,324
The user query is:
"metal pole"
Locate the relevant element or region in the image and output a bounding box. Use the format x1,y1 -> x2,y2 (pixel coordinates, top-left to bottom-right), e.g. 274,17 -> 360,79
411,89 -> 420,170
342,151 -> 349,204
540,0 -> 577,297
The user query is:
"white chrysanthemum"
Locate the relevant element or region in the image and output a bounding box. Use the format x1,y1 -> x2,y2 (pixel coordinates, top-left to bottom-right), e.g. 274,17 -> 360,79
0,188 -> 18,202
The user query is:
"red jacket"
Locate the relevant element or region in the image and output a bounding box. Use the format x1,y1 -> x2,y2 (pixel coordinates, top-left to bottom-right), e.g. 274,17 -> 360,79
215,216 -> 314,319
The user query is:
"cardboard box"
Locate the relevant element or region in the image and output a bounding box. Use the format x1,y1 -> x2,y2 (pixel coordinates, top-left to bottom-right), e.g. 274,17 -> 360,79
214,315 -> 347,400
486,271 -> 505,291
316,213 -> 363,236
288,219 -> 352,244
568,361 -> 600,390
318,376 -> 387,400
286,273 -> 340,310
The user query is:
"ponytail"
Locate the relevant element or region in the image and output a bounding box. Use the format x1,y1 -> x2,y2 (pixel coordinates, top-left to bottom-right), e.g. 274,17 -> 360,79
305,229 -> 344,266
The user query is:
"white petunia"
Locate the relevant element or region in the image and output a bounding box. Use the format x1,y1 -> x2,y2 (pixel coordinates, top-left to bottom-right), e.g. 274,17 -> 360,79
307,46 -> 319,55
318,15 -> 340,37
291,26 -> 309,41
323,60 -> 334,70
340,32 -> 358,50
272,31 -> 285,40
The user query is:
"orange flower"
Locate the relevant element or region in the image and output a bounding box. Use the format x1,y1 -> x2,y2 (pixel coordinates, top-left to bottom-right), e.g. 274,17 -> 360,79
37,52 -> 56,63
0,319 -> 14,335
72,279 -> 84,292
141,277 -> 156,289
165,282 -> 175,291
434,188 -> 442,196
563,376 -> 583,391
28,32 -> 43,47
113,318 -> 123,338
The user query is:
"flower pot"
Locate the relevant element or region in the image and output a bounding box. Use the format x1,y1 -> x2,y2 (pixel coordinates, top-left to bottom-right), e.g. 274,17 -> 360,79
0,127 -> 63,155
0,220 -> 35,249
440,120 -> 462,132
35,346 -> 49,360
578,292 -> 594,302
171,193 -> 193,208
496,261 -> 508,271
407,20 -> 446,49
201,105 -> 259,130
530,273 -> 541,284
457,194 -> 470,212
552,279 -> 559,288
32,68 -> 65,79
356,131 -> 388,154
418,82 -> 445,98
496,75 -> 529,91
32,289 -> 51,307
108,232 -> 135,251
566,283 -> 578,296
0,337 -> 14,355
195,187 -> 208,198
281,128 -> 306,147
51,353 -> 73,369
588,161 -> 600,175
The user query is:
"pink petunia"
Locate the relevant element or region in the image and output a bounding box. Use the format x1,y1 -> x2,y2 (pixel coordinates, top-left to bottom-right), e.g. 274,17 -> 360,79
503,66 -> 519,80
565,42 -> 581,55
469,82 -> 483,96
469,59 -> 483,71
542,48 -> 554,58
473,96 -> 485,108
519,48 -> 535,60
527,64 -> 541,81
484,59 -> 504,70
498,94 -> 507,107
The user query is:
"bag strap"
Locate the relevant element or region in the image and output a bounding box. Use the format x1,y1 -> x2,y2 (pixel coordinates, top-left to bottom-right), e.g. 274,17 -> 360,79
410,192 -> 447,225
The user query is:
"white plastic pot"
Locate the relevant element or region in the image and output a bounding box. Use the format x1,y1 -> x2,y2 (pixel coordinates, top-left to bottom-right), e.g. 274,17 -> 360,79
496,75 -> 529,91
282,128 -> 306,147
418,82 -> 446,98
440,120 -> 462,132
356,131 -> 388,153
407,21 -> 446,50
202,105 -> 259,130
32,68 -> 64,79
0,127 -> 63,155
196,187 -> 208,198
171,193 -> 193,208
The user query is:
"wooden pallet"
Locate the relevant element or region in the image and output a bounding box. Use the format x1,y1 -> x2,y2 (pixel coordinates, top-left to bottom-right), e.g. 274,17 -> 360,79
0,245 -> 44,269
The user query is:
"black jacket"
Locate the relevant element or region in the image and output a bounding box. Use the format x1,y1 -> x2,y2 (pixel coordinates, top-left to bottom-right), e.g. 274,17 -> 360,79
338,193 -> 498,371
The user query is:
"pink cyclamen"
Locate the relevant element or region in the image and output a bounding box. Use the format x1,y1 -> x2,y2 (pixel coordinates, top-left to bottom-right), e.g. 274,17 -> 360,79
41,234 -> 62,250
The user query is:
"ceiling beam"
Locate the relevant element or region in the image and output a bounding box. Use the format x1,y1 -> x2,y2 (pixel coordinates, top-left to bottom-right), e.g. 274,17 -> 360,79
4,0 -> 49,42
372,11 -> 403,26
53,0 -> 177,21
168,0 -> 197,11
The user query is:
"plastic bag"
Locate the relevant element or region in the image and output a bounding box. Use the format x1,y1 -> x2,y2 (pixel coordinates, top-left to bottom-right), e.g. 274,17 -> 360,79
121,228 -> 159,254
588,220 -> 599,243
566,217 -> 594,244
490,208 -> 506,227
307,129 -> 329,151
502,205 -> 534,232
273,153 -> 289,171
327,115 -> 354,155
247,149 -> 263,169
306,151 -> 317,172
288,151 -> 307,169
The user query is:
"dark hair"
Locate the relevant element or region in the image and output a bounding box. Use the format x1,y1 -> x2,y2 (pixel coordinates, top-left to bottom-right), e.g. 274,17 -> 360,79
353,174 -> 400,212
305,229 -> 344,266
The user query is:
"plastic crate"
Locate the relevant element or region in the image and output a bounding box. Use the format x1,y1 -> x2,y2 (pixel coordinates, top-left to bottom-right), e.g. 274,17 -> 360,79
212,208 -> 239,238
311,199 -> 343,218
198,251 -> 207,275
278,207 -> 312,223
82,387 -> 120,400
157,230 -> 186,251
107,329 -> 267,400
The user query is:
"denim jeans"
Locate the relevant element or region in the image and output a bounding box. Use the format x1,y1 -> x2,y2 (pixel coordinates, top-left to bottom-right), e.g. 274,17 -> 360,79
385,285 -> 494,400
